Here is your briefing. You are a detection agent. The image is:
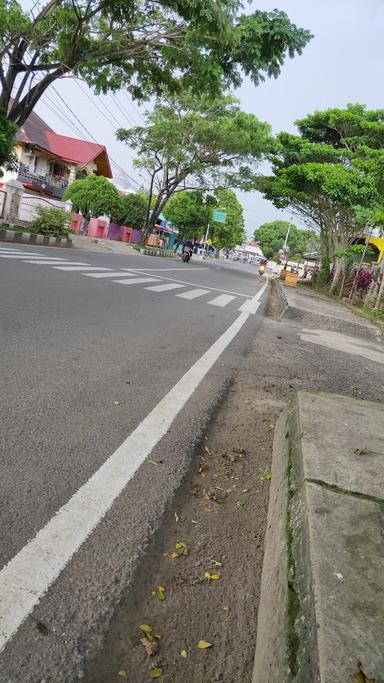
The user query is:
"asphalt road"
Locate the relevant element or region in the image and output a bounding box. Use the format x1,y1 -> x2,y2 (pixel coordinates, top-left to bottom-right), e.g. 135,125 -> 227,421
0,243 -> 266,681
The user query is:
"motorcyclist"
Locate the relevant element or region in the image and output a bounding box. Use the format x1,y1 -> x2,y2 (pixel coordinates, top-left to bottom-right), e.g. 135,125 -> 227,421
183,238 -> 195,252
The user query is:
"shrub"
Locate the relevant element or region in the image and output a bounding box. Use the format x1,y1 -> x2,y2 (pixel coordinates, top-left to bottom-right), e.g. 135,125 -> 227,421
30,205 -> 70,237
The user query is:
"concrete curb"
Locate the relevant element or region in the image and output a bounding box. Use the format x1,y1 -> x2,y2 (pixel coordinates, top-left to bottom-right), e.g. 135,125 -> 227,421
139,247 -> 176,258
276,280 -> 382,342
0,228 -> 72,248
253,392 -> 384,683
275,278 -> 289,316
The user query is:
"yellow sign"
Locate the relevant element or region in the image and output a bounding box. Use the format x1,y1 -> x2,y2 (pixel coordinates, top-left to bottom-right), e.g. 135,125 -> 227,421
206,239 -> 213,246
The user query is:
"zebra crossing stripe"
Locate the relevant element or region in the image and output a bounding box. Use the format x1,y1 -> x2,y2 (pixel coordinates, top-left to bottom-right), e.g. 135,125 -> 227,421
146,283 -> 185,292
112,277 -> 161,285
208,294 -> 236,307
176,288 -> 210,300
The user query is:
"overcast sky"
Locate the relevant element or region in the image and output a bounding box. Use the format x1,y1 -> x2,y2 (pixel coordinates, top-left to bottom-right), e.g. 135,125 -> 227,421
21,0 -> 384,237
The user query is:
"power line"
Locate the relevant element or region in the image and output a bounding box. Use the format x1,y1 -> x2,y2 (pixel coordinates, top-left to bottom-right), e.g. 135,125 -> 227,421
110,93 -> 137,128
51,85 -> 99,143
74,80 -> 124,130
35,77 -> 141,189
122,92 -> 146,125
74,80 -> 121,129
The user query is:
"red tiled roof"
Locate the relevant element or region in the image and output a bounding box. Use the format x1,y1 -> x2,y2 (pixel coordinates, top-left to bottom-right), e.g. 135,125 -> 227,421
15,110 -> 112,178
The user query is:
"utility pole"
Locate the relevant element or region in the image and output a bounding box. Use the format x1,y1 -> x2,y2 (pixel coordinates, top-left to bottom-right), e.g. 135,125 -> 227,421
283,220 -> 292,250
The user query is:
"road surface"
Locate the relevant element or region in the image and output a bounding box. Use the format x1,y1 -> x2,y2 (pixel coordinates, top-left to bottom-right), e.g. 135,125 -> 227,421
0,243 -> 266,680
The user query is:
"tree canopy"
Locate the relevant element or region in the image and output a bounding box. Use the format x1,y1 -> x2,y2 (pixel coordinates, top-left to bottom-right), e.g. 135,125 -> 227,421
163,188 -> 245,249
253,220 -> 319,258
64,174 -> 120,219
0,1 -> 312,128
113,191 -> 148,228
118,93 -> 273,232
256,104 -> 381,267
163,191 -> 214,240
210,188 -> 245,250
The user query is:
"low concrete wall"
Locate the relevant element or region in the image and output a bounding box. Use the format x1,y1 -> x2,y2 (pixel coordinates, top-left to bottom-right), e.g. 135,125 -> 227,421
253,392 -> 384,683
0,228 -> 72,248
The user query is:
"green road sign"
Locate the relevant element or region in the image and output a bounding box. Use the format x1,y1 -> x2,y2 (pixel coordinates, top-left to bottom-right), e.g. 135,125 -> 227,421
213,209 -> 227,223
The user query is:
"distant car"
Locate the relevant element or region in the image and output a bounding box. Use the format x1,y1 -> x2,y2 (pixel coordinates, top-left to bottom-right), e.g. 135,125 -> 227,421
266,261 -> 278,274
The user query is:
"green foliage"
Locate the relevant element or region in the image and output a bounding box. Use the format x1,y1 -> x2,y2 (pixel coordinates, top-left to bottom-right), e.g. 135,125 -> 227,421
210,188 -> 245,250
0,110 -> 16,171
256,104 -> 384,260
29,205 -> 69,237
0,1 -> 312,127
118,94 -> 273,231
163,191 -> 212,239
64,175 -> 120,219
112,191 -> 147,229
253,220 -> 319,258
163,188 -> 245,249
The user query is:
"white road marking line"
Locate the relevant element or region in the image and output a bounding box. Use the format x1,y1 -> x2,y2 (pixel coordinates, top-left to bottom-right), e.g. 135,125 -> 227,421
0,287 -> 266,653
122,267 -> 208,272
52,266 -> 110,271
0,253 -> 49,258
26,261 -> 90,266
0,249 -> 36,253
21,258 -> 68,263
113,277 -> 161,285
83,272 -> 137,279
208,294 -> 236,307
176,288 -> 210,300
121,271 -> 251,298
145,283 -> 185,292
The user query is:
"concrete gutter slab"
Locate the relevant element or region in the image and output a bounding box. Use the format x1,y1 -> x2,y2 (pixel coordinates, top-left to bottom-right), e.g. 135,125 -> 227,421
253,391 -> 384,683
298,392 -> 384,499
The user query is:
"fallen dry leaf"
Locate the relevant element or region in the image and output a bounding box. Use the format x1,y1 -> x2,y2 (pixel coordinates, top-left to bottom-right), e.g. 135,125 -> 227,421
191,519 -> 198,524
148,460 -> 161,466
180,650 -> 188,658
175,541 -> 189,556
354,447 -> 367,456
197,640 -> 212,649
203,487 -> 221,503
204,445 -> 213,456
149,667 -> 163,679
353,660 -> 376,683
113,400 -> 120,405
139,624 -> 153,634
204,507 -> 214,513
118,672 -> 127,678
141,637 -> 159,656
152,585 -> 166,601
211,559 -> 222,567
232,447 -> 245,455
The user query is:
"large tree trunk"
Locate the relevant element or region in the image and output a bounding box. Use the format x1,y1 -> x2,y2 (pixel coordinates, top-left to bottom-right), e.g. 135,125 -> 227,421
329,256 -> 344,294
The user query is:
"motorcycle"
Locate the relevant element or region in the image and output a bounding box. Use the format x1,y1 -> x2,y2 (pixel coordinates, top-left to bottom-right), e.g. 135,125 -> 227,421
181,245 -> 193,263
258,261 -> 266,275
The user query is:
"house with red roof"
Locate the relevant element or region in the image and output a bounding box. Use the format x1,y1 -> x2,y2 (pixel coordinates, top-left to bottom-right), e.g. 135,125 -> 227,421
2,110 -> 112,199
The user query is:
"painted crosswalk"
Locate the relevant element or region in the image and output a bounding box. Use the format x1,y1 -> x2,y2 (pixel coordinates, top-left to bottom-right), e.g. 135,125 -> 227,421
146,283 -> 185,292
208,294 -> 236,307
0,247 -> 255,312
113,277 -> 160,285
177,288 -> 210,300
